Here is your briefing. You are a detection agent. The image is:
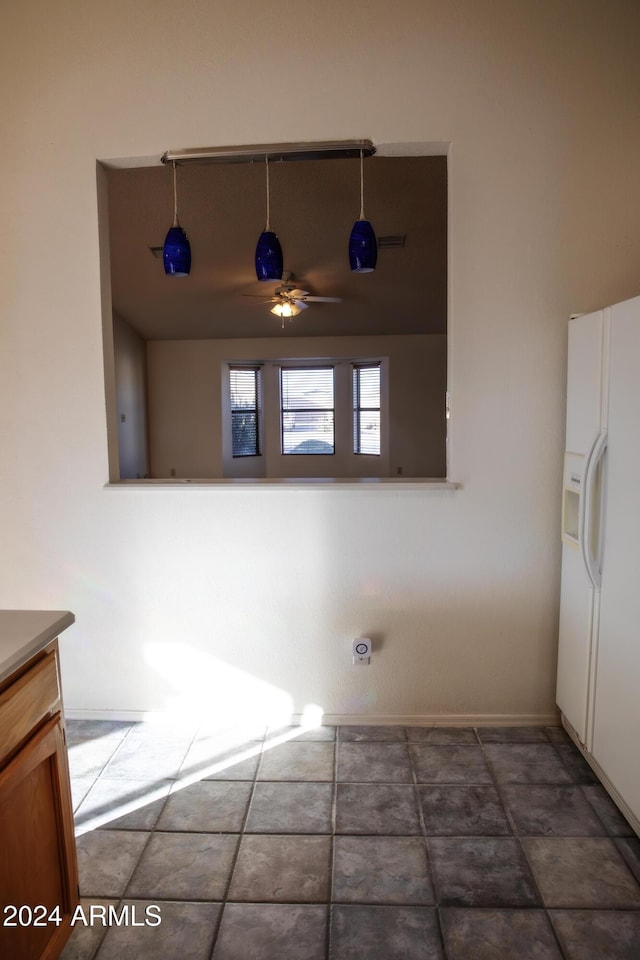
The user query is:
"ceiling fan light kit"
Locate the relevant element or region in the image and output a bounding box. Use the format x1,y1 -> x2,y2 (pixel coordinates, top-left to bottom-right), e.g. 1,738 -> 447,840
246,274 -> 343,325
163,161 -> 191,277
271,300 -> 306,318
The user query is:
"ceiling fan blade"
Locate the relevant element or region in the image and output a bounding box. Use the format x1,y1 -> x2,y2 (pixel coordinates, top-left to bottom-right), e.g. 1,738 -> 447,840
293,300 -> 309,311
302,296 -> 343,303
288,288 -> 309,299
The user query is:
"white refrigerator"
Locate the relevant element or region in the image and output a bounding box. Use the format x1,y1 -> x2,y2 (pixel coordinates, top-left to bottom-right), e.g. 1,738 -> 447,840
557,295 -> 640,832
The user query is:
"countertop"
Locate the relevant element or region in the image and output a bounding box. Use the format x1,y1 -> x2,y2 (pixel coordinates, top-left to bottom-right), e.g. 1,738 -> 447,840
0,610 -> 75,685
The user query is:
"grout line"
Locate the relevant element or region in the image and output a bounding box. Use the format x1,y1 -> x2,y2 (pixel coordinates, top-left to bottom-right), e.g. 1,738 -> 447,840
72,721 -> 640,960
407,734 -> 449,958
77,896 -> 122,960
205,733 -> 264,960
327,736 -> 338,960
530,735 -> 575,960
474,731 -> 567,957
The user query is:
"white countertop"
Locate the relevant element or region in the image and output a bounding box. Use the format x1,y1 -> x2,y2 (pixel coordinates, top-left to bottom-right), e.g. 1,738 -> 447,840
0,610 -> 75,685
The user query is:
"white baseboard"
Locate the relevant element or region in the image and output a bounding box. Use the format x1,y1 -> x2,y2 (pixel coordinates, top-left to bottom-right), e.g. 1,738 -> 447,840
322,713 -> 561,727
64,708 -> 160,723
63,708 -> 561,727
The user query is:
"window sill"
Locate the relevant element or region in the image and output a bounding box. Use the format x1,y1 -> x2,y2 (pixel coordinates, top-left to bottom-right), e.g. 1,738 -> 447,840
105,478 -> 460,490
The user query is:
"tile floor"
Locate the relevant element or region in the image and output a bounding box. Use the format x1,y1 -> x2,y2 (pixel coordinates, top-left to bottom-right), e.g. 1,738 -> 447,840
60,722 -> 640,960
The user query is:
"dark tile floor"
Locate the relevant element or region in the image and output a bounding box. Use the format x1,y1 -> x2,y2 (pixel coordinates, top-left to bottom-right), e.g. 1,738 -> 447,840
60,722 -> 640,960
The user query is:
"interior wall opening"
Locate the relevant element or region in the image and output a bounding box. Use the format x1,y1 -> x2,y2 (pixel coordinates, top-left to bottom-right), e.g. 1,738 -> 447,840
99,143 -> 448,482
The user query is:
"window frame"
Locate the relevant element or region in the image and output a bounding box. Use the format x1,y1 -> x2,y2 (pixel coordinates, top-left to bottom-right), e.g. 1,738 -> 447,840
279,364 -> 336,456
229,364 -> 262,458
222,354 -> 391,479
352,361 -> 382,456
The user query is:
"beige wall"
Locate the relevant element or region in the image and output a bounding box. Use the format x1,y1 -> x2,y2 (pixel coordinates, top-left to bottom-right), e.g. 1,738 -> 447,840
2,1 -> 640,723
146,334 -> 446,480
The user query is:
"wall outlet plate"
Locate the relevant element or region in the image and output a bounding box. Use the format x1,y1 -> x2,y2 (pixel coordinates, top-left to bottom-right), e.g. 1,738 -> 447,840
352,637 -> 372,664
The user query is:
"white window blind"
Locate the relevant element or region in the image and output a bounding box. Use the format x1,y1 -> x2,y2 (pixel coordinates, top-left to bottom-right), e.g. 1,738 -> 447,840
280,366 -> 335,454
230,366 -> 260,457
353,363 -> 381,455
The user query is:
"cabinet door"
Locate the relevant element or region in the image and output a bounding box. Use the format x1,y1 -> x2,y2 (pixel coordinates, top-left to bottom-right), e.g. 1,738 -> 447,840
0,715 -> 79,960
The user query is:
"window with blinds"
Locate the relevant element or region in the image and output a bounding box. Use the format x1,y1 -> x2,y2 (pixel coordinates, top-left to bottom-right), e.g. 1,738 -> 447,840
280,366 -> 335,454
230,365 -> 261,457
353,363 -> 381,455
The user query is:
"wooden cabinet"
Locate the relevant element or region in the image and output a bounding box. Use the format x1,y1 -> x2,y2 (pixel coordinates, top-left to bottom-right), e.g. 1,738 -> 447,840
0,638 -> 79,960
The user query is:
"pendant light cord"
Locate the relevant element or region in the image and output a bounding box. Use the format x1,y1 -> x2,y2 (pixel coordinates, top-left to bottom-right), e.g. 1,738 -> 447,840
172,161 -> 179,228
265,156 -> 271,231
359,149 -> 365,221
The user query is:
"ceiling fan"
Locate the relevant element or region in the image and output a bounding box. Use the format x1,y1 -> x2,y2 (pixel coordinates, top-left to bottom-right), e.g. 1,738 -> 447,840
244,272 -> 342,323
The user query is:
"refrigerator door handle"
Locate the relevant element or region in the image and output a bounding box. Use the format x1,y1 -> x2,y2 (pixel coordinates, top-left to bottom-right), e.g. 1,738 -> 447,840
580,430 -> 607,590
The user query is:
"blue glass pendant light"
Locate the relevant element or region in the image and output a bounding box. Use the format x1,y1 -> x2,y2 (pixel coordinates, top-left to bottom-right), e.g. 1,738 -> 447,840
349,149 -> 377,273
255,157 -> 283,282
163,161 -> 191,277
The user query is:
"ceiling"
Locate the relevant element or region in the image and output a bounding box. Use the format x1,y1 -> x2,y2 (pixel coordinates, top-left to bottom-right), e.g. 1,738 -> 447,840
105,155 -> 447,341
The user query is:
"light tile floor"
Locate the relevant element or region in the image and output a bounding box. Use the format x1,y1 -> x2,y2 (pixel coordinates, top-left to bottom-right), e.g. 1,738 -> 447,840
60,722 -> 640,960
